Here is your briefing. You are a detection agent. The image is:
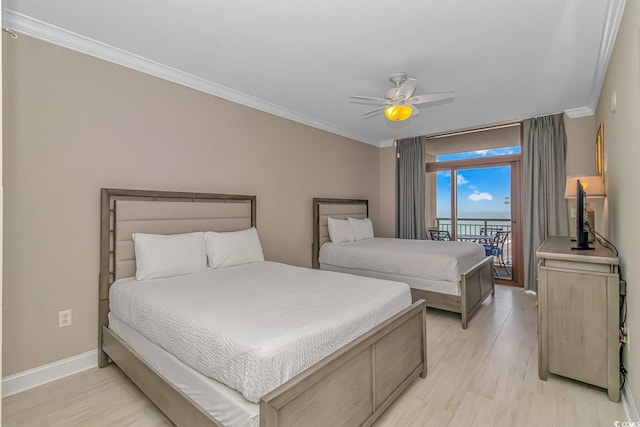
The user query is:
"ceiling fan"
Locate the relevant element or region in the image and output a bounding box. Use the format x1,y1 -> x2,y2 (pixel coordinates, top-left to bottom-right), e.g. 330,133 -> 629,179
349,72 -> 454,122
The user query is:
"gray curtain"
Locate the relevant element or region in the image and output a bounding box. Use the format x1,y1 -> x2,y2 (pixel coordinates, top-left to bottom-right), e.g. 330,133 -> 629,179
396,137 -> 427,240
523,114 -> 569,291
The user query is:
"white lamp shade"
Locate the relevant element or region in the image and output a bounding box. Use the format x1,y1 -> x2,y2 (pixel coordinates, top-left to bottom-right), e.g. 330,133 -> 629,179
565,175 -> 606,198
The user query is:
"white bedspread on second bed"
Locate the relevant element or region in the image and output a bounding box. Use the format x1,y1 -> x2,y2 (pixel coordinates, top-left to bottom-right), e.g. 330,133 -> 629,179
319,237 -> 486,283
109,261 -> 411,403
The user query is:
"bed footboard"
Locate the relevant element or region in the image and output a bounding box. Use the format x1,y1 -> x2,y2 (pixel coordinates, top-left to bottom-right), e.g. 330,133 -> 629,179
409,256 -> 494,329
260,299 -> 427,427
460,256 -> 495,329
103,300 -> 427,427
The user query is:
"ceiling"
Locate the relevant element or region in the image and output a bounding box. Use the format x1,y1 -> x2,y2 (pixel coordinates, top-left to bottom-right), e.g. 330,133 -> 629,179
2,0 -> 626,147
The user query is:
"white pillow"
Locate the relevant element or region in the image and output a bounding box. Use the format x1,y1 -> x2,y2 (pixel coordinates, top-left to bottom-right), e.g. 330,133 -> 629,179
348,217 -> 374,240
132,232 -> 208,280
327,217 -> 355,243
205,227 -> 264,269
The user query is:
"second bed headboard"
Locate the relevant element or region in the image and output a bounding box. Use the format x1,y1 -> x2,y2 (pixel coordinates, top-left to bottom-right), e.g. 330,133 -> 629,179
312,198 -> 368,269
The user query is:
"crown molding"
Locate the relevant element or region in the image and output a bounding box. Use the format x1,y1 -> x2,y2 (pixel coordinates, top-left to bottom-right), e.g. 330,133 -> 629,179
564,107 -> 595,119
565,0 -> 625,120
2,10 -> 372,146
3,3 -> 627,148
588,0 -> 626,111
377,139 -> 395,148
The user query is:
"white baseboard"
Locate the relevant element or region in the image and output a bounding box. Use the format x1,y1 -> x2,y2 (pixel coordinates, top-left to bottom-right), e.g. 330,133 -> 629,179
2,350 -> 97,397
623,381 -> 639,422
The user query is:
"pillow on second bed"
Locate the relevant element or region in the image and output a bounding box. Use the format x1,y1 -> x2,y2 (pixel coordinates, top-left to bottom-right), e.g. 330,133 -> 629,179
348,217 -> 374,240
133,232 -> 208,280
327,217 -> 355,243
205,227 -> 264,269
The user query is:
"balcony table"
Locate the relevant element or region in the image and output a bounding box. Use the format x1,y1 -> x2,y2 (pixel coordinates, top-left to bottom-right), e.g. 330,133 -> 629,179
457,234 -> 492,243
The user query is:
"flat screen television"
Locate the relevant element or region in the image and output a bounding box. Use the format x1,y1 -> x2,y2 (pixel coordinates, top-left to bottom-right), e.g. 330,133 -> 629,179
573,179 -> 593,250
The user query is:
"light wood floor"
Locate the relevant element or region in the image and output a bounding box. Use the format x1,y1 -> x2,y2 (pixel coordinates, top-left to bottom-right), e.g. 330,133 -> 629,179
3,285 -> 626,426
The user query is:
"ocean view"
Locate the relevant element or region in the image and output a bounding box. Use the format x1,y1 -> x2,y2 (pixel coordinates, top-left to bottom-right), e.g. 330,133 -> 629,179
435,211 -> 511,235
436,210 -> 511,220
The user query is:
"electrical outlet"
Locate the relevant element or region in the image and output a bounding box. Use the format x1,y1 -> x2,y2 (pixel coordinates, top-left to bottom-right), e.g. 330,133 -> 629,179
622,326 -> 630,353
626,327 -> 630,353
59,309 -> 72,328
570,208 -> 576,218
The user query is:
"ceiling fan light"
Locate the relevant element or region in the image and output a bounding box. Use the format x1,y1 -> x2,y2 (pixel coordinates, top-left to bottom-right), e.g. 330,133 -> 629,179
384,105 -> 413,121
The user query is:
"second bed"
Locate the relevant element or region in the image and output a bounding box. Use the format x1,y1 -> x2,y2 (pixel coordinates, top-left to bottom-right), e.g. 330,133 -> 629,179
312,198 -> 495,328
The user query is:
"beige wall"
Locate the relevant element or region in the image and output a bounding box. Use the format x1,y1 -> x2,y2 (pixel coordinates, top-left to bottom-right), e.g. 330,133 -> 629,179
2,34 -> 380,375
379,144 -> 437,237
563,114 -> 604,234
1,1 -> 4,407
595,0 -> 640,409
377,146 -> 396,237
564,115 -> 597,177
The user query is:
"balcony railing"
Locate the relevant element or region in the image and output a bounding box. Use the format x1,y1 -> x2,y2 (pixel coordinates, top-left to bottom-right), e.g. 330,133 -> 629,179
435,217 -> 512,278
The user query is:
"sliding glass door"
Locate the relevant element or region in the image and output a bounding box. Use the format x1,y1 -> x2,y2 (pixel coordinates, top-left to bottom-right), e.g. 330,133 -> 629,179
428,161 -> 520,284
455,165 -> 513,280
425,128 -> 523,286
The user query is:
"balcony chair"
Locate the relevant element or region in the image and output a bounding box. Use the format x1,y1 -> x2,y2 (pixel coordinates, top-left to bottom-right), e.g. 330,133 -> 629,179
428,228 -> 451,241
483,230 -> 510,272
476,226 -> 502,243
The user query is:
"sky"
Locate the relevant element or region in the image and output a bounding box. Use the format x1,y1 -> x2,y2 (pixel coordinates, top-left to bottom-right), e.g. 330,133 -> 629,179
435,147 -> 519,219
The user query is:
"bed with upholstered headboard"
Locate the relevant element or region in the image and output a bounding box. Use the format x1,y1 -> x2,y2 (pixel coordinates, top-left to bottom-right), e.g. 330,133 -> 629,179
99,188 -> 427,427
313,198 -> 495,329
312,198 -> 368,269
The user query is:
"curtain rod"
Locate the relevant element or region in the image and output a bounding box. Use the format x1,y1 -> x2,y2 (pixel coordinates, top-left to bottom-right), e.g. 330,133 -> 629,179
426,121 -> 522,140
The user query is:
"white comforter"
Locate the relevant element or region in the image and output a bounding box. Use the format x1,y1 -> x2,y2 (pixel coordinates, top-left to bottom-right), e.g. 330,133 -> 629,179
319,237 -> 486,283
109,261 -> 411,403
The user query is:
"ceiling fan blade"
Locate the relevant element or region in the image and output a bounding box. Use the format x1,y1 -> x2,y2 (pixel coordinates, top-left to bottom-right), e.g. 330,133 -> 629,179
409,92 -> 455,105
396,78 -> 417,100
349,95 -> 389,105
362,106 -> 387,117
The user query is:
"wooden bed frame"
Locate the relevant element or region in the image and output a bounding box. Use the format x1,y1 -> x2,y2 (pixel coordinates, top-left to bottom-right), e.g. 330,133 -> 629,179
312,198 -> 495,329
98,188 -> 427,427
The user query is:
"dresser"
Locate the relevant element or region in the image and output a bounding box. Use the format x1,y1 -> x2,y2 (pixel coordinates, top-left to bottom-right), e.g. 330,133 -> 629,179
536,236 -> 620,402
